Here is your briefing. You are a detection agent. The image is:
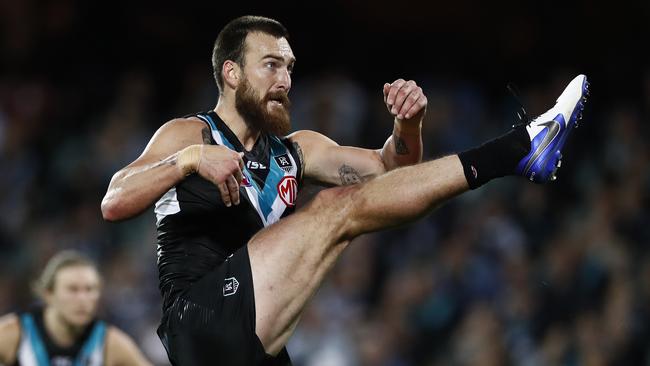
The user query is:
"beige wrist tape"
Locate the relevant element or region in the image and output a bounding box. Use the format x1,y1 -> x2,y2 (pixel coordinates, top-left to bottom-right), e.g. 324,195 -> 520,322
178,144 -> 204,176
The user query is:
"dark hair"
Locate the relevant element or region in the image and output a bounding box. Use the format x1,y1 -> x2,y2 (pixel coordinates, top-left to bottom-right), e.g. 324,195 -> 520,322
212,15 -> 289,94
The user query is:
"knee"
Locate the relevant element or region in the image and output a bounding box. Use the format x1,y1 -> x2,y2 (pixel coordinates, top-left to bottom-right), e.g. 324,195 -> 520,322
306,185 -> 365,239
308,185 -> 357,211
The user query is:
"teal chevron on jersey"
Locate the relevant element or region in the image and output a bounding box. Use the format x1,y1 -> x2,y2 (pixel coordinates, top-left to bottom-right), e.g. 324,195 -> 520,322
18,312 -> 106,366
75,321 -> 106,366
199,112 -> 299,226
19,314 -> 49,366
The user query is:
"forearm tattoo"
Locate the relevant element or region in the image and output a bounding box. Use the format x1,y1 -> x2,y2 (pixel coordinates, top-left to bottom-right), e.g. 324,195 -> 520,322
394,136 -> 410,155
202,127 -> 213,144
339,164 -> 363,185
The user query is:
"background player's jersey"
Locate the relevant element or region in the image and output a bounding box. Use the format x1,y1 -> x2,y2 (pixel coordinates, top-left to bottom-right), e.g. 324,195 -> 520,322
15,309 -> 106,366
155,111 -> 303,310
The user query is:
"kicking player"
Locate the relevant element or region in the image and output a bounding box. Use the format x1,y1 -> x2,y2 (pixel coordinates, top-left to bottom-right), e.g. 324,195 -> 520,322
101,15 -> 589,365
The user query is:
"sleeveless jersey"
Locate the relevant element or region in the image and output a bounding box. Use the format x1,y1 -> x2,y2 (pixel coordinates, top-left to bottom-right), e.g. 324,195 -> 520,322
155,111 -> 303,310
15,309 -> 106,366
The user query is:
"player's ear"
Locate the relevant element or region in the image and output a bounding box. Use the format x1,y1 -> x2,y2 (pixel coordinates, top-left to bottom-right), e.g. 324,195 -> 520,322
223,60 -> 241,90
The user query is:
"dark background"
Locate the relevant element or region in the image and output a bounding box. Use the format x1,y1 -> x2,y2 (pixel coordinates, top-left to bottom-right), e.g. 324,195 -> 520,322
4,1 -> 648,114
2,1 -> 649,365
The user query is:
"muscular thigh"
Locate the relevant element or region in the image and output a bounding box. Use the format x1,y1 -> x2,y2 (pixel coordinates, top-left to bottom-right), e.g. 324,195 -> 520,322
248,186 -> 357,355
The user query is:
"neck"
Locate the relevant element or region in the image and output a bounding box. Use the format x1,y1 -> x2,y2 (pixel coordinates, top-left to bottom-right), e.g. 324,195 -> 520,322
44,307 -> 84,348
215,97 -> 261,151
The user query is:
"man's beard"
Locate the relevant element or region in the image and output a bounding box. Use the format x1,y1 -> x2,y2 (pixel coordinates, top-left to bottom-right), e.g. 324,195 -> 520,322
235,77 -> 291,136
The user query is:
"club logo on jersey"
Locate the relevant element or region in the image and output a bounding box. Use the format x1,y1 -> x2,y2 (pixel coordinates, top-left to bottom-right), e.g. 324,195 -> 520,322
241,175 -> 252,187
246,161 -> 267,170
277,176 -> 298,206
274,154 -> 293,173
223,277 -> 239,296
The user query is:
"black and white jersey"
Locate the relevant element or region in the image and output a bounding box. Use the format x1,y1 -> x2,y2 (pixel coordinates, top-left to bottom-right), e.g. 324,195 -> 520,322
155,111 -> 303,310
15,308 -> 106,366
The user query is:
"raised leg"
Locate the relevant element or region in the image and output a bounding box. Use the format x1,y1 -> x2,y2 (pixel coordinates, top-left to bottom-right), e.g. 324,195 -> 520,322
249,155 -> 468,355
250,73 -> 591,355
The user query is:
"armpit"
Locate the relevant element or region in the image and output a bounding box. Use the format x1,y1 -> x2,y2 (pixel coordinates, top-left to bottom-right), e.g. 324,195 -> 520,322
291,141 -> 305,168
202,127 -> 213,144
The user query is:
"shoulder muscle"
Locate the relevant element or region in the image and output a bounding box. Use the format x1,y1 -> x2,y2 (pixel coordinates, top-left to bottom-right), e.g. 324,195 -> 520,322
134,117 -> 208,164
287,130 -> 338,173
105,326 -> 152,366
0,314 -> 20,365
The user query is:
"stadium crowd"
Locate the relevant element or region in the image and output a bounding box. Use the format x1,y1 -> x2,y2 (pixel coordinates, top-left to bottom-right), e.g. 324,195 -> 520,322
1,1 -> 649,365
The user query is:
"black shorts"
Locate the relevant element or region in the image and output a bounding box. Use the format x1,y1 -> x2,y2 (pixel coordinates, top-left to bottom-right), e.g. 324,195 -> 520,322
157,245 -> 291,365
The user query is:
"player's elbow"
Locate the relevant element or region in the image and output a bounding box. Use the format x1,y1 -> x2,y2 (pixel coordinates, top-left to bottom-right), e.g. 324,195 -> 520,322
101,196 -> 126,222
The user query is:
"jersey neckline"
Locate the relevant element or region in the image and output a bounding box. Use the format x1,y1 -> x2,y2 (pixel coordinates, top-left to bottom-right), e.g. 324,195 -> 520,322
206,110 -> 268,155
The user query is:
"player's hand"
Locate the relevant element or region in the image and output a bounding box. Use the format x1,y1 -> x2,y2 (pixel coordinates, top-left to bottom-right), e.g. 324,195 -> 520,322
383,79 -> 427,126
197,145 -> 245,207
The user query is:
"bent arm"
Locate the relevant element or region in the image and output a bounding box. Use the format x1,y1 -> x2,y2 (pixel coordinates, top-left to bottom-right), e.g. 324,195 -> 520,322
101,118 -> 207,221
289,125 -> 421,186
380,79 -> 425,170
105,327 -> 153,366
379,118 -> 423,171
0,314 -> 20,365
289,79 -> 425,186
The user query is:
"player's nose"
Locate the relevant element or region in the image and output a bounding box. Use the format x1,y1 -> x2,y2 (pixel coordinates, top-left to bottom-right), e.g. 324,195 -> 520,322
275,68 -> 291,92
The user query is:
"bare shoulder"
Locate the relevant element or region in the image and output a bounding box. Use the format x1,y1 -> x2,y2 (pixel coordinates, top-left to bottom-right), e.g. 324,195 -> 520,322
288,130 -> 338,147
161,116 -> 206,129
154,116 -> 208,143
287,130 -> 340,168
0,313 -> 19,334
0,314 -> 20,365
137,116 -> 210,162
105,326 -> 152,366
105,324 -> 129,345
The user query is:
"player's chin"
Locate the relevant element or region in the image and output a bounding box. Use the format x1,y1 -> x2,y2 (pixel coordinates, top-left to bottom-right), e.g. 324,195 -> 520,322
265,112 -> 291,136
67,311 -> 94,326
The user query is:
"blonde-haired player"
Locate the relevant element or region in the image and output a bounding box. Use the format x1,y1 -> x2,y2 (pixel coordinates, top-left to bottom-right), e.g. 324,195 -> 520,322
0,250 -> 152,366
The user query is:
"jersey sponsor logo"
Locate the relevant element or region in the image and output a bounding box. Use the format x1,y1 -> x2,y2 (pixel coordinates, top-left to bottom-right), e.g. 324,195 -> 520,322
246,161 -> 267,170
223,277 -> 239,296
277,176 -> 297,207
274,154 -> 293,173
